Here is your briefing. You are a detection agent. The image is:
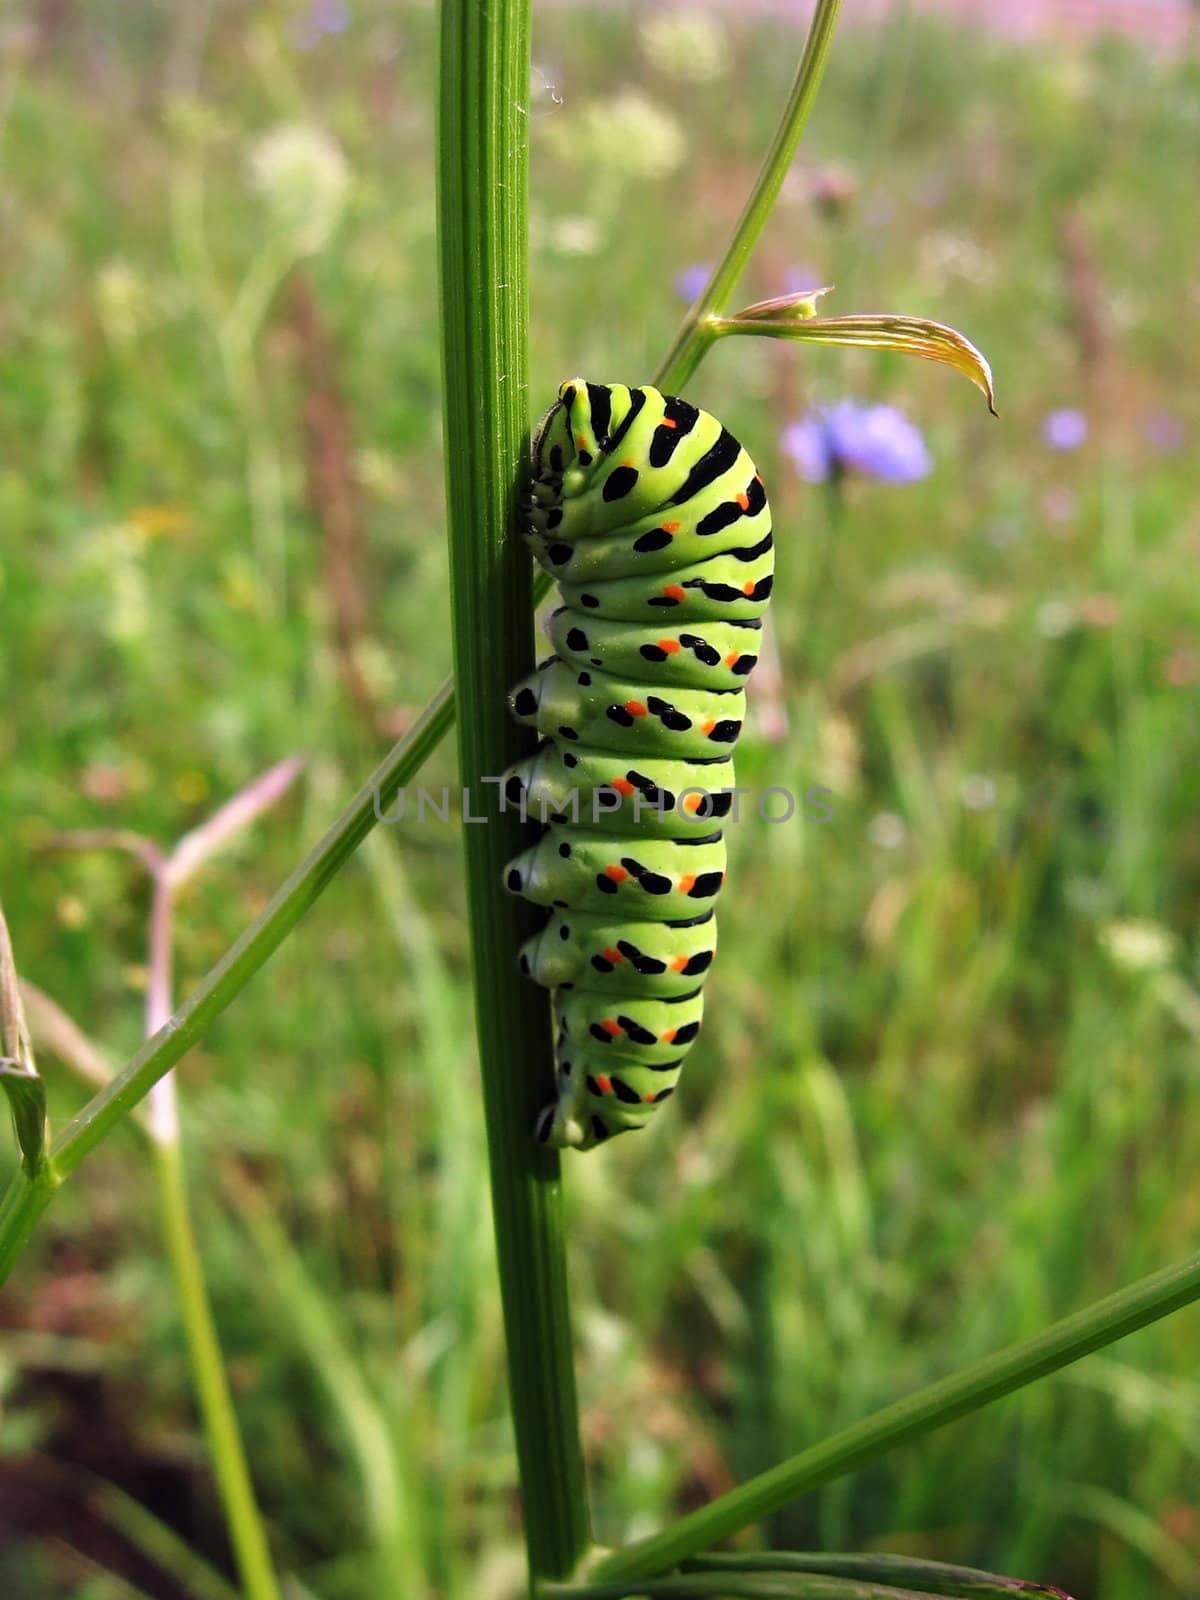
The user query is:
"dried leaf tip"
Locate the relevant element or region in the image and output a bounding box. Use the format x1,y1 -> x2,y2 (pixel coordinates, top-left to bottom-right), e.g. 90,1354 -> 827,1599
715,291 -> 997,416
736,286 -> 837,322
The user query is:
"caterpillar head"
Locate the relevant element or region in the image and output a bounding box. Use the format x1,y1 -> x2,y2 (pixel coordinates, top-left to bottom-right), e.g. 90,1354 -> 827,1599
532,378 -> 623,492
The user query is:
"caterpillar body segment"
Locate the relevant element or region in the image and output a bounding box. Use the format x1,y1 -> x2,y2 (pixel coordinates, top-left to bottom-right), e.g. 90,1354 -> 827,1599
505,379 -> 773,1150
503,743 -> 738,838
504,829 -> 727,918
509,659 -> 747,759
545,607 -> 763,690
517,908 -> 716,997
556,547 -> 774,625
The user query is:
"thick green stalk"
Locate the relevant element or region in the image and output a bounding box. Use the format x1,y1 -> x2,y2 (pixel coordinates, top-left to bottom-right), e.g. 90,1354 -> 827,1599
154,1140 -> 279,1600
588,1249 -> 1200,1582
0,684 -> 453,1281
436,0 -> 589,1584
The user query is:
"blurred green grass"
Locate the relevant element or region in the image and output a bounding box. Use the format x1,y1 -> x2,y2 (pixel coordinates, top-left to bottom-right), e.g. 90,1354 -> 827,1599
1,3 -> 1199,1597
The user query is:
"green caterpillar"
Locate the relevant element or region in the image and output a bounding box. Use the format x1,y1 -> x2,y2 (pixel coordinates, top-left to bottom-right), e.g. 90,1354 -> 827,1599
503,380 -> 773,1149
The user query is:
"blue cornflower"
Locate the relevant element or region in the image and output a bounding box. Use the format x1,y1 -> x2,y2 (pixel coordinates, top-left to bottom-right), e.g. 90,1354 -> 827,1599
674,262 -> 712,302
293,0 -> 351,49
1042,407 -> 1088,451
781,400 -> 932,484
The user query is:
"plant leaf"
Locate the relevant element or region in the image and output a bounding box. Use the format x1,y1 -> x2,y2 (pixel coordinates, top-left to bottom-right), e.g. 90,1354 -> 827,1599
0,1058 -> 48,1175
712,299 -> 996,415
547,1571 -> 992,1598
686,1552 -> 1074,1598
0,904 -> 48,1173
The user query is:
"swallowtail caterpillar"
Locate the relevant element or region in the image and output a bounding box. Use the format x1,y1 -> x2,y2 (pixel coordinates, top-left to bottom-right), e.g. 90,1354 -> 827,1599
503,380 -> 772,1150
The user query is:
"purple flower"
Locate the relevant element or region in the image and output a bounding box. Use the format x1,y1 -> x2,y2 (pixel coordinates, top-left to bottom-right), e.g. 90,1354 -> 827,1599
780,416 -> 833,482
781,400 -> 932,484
292,0 -> 351,49
1142,410 -> 1185,453
1043,407 -> 1088,451
674,263 -> 712,302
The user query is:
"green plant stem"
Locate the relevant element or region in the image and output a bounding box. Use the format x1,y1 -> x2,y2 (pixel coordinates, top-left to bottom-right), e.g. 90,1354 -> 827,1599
154,1139 -> 279,1600
436,0 -> 590,1583
653,0 -> 843,393
0,1158 -> 60,1280
588,1249 -> 1200,1583
0,682 -> 453,1283
85,1467 -> 245,1600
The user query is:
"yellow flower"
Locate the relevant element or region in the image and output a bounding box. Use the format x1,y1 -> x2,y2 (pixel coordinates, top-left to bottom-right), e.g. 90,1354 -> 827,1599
129,503 -> 190,540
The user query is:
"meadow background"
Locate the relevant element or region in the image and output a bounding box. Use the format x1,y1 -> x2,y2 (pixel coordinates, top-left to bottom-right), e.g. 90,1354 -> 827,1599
2,1 -> 1199,1596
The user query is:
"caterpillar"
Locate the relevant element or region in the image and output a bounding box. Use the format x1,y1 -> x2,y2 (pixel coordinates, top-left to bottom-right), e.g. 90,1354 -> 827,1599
502,380 -> 773,1150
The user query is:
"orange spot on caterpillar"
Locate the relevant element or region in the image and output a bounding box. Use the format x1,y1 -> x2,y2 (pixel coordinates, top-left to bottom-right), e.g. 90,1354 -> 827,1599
605,864 -> 629,882
742,582 -> 755,596
658,638 -> 681,653
602,946 -> 624,964
601,1019 -> 622,1036
624,699 -> 648,717
677,874 -> 696,894
662,521 -> 681,533
661,1028 -> 677,1044
643,1092 -> 657,1103
670,954 -> 688,971
611,776 -> 635,796
576,434 -> 586,449
662,584 -> 686,601
595,1074 -> 613,1093
622,457 -> 636,468
661,418 -> 678,429
700,719 -> 715,735
724,652 -> 739,667
682,793 -> 703,814
736,492 -> 750,511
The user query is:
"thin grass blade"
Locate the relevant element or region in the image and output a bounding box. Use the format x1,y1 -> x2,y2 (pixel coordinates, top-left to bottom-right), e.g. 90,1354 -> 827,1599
686,1552 -> 1074,1598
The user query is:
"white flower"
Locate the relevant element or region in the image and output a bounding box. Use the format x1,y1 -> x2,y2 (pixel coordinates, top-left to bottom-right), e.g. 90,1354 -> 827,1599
638,12 -> 729,84
248,123 -> 349,253
869,812 -> 906,850
547,214 -> 604,257
959,774 -> 997,812
1100,919 -> 1177,975
1036,599 -> 1076,638
918,229 -> 997,288
558,91 -> 685,183
817,713 -> 860,796
94,260 -> 155,344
